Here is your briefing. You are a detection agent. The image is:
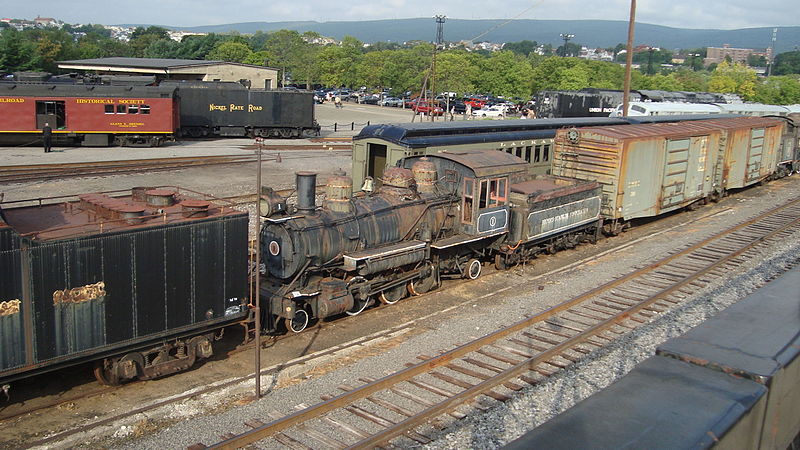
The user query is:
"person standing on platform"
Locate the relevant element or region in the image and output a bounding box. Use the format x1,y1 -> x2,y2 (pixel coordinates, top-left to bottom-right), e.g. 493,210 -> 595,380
42,123 -> 52,153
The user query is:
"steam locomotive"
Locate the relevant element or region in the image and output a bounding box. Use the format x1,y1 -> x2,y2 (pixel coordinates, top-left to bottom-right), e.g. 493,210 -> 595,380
260,150 -> 602,332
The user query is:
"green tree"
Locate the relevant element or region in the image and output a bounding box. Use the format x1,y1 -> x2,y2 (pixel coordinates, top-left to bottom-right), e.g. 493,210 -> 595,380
175,34 -> 226,59
316,36 -> 364,87
0,28 -> 38,72
129,26 -> 170,57
530,57 -> 584,93
773,51 -> 800,75
584,60 -> 624,89
708,61 -> 757,100
747,54 -> 767,67
504,40 -> 538,57
143,39 -> 182,58
261,30 -> 307,85
671,68 -> 709,92
753,75 -> 800,104
474,51 -> 534,97
207,41 -> 253,63
434,50 -> 477,95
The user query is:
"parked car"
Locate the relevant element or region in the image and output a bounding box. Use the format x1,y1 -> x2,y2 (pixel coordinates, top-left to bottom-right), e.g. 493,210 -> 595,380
411,100 -> 444,116
471,105 -> 509,118
463,97 -> 486,109
361,94 -> 380,105
379,97 -> 403,107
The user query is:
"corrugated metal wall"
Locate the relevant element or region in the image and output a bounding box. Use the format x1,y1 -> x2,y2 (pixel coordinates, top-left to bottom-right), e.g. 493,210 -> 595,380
1,213 -> 248,373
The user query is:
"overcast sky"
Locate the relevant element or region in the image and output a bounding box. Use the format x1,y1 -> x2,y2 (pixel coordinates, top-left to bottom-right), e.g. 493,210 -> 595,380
8,0 -> 798,30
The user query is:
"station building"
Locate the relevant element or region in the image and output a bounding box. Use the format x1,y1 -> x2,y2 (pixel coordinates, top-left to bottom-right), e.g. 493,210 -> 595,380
57,57 -> 279,89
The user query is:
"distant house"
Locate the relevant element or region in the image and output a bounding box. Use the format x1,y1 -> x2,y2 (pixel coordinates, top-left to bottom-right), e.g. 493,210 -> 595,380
34,16 -> 58,26
57,57 -> 279,89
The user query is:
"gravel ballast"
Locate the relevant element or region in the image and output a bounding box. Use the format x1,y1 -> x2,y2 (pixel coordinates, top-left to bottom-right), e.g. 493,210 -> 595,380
91,180 -> 800,450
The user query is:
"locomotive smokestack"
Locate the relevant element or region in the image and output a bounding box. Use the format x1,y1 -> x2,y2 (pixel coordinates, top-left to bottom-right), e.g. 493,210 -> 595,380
295,171 -> 317,213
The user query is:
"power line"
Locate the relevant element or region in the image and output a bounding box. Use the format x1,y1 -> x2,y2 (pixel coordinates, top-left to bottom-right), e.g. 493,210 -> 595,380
469,0 -> 546,43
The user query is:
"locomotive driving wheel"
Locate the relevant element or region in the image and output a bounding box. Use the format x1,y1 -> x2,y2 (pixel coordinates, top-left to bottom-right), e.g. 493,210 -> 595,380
464,258 -> 482,280
286,309 -> 309,333
346,296 -> 370,316
379,284 -> 406,305
408,263 -> 438,296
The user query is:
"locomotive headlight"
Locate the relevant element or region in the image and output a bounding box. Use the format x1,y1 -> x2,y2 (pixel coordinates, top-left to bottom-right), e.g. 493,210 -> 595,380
286,306 -> 292,312
269,240 -> 280,256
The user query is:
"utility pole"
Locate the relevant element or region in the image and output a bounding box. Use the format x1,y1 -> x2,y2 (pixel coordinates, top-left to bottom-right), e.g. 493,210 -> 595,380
253,144 -> 262,399
431,15 -> 446,122
622,0 -> 636,117
560,33 -> 574,57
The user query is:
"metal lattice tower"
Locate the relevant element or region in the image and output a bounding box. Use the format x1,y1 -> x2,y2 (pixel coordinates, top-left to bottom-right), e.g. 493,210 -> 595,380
435,15 -> 446,48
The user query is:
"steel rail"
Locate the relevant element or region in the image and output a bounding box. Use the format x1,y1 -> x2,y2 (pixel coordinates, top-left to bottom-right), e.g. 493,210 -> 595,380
205,196 -> 800,450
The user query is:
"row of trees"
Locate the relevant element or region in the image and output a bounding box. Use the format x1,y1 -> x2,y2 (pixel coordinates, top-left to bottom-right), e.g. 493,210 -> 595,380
1,26 -> 799,104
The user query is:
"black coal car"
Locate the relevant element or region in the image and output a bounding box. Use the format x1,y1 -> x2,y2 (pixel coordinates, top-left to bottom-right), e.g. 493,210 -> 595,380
167,81 -> 319,138
0,187 -> 249,386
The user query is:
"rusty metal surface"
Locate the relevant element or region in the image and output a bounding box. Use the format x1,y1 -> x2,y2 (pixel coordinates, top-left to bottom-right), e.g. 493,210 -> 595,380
435,149 -> 529,178
510,176 -> 599,203
562,116 -> 785,141
1,187 -> 243,241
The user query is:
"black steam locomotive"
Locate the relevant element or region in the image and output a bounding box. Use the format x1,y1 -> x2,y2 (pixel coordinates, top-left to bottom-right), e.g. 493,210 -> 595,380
260,149 -> 602,332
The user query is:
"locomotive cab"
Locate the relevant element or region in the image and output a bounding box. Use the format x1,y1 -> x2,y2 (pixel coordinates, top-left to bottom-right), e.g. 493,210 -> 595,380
401,150 -> 528,238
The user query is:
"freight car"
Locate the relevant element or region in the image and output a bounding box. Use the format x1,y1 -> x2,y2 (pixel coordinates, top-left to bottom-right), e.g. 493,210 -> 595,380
351,115 -> 747,193
533,88 -> 739,119
551,117 -> 787,235
505,266 -> 800,449
260,149 -> 602,333
164,81 -> 320,138
0,82 -> 178,147
0,187 -> 249,386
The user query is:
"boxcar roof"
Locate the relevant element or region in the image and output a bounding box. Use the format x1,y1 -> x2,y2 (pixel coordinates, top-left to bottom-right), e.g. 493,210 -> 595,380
354,117 -> 629,148
564,116 -> 785,141
2,188 -> 245,241
417,149 -> 528,178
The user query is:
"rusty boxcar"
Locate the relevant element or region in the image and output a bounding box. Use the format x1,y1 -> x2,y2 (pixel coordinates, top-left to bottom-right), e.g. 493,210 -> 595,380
551,117 -> 786,234
0,187 -> 249,386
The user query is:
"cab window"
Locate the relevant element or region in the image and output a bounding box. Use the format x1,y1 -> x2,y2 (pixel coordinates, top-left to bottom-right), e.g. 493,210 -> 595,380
479,177 -> 508,209
462,178 -> 475,223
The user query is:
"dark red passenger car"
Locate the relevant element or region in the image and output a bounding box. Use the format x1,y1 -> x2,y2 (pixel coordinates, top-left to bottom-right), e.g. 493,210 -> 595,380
0,83 -> 179,146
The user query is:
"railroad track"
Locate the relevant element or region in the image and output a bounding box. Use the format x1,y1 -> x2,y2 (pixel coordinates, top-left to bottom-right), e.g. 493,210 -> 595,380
0,151 -> 351,184
195,196 -> 800,450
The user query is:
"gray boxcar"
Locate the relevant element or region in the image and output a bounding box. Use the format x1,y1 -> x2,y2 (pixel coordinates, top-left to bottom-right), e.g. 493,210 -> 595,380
0,187 -> 249,385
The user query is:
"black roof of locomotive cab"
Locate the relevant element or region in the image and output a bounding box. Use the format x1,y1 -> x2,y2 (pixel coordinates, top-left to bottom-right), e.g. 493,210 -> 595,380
403,149 -> 529,179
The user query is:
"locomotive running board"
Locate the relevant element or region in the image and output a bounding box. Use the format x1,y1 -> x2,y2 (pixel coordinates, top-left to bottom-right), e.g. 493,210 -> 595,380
430,231 -> 505,250
343,240 -> 427,273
